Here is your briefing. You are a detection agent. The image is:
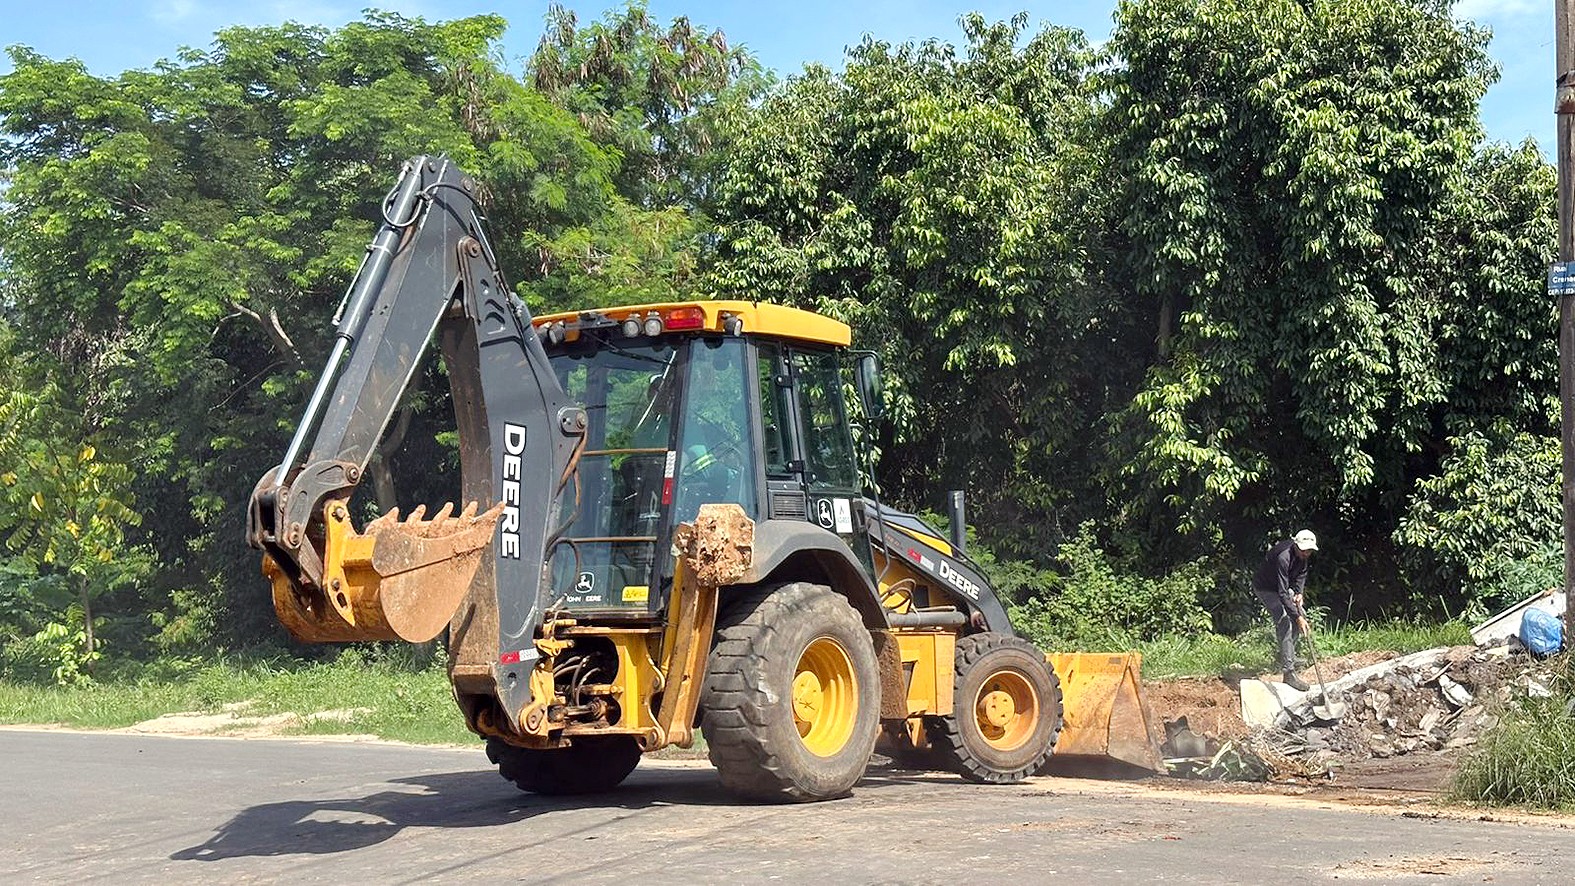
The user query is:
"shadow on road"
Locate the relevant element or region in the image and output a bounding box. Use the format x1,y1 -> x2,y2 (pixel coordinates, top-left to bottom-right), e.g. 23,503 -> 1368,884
170,764 -> 742,862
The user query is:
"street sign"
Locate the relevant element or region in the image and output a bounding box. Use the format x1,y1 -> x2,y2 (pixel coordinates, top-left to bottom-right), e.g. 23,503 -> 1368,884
1550,261 -> 1575,296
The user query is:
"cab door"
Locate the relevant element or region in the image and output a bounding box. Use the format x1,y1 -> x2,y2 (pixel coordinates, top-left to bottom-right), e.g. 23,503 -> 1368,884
755,340 -> 870,564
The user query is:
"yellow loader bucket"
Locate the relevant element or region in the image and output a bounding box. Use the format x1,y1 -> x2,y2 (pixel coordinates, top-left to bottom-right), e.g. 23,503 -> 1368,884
264,500 -> 502,644
1047,652 -> 1164,773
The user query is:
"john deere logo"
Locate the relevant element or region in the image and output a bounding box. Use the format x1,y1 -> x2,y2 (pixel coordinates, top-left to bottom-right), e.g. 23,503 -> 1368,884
575,572 -> 595,594
815,499 -> 835,529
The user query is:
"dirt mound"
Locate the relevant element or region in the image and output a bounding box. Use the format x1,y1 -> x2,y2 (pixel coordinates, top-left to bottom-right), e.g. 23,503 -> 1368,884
1142,651 -> 1403,745
1296,649 -> 1396,680
1142,677 -> 1250,741
1305,646 -> 1531,764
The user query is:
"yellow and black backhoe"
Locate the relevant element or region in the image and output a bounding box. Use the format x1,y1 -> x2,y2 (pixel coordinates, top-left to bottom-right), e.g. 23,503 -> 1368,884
246,156 -> 1159,802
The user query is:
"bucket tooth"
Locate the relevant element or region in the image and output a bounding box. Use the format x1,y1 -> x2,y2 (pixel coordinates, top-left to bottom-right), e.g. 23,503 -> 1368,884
406,504 -> 427,523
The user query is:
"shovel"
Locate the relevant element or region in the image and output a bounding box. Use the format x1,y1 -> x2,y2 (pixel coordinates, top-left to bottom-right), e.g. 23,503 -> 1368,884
1300,618 -> 1348,721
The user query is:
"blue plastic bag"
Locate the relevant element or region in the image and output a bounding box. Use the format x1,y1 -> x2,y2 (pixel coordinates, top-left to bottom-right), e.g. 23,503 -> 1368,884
1519,608 -> 1564,657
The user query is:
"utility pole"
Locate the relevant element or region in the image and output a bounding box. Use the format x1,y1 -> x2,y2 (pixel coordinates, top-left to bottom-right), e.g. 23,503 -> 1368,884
1558,0 -> 1575,649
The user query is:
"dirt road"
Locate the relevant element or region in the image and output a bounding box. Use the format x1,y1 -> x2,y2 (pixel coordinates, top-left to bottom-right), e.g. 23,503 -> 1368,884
2,729 -> 1570,884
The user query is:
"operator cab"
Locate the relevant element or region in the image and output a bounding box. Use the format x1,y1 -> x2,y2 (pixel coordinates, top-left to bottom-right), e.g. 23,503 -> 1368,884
536,302 -> 868,620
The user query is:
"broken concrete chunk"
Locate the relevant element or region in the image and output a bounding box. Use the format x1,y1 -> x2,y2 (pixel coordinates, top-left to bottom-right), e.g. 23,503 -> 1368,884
1438,674 -> 1473,708
1368,689 -> 1391,721
1239,678 -> 1305,729
1418,709 -> 1440,734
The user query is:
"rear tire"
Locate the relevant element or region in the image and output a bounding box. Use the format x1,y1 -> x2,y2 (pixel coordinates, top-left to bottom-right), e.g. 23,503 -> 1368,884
931,633 -> 1061,784
486,736 -> 642,795
700,582 -> 880,802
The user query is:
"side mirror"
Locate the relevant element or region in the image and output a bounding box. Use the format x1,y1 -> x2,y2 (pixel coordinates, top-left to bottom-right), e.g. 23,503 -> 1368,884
853,352 -> 883,422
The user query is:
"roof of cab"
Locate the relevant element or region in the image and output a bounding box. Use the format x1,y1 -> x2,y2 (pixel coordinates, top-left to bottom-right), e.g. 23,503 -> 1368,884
531,300 -> 851,348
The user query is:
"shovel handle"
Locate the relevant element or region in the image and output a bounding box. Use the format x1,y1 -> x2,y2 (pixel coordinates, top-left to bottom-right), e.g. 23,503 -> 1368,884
1302,629 -> 1339,707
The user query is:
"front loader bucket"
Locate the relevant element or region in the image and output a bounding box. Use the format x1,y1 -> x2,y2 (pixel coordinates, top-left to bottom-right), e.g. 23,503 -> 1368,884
264,501 -> 503,644
1046,652 -> 1164,774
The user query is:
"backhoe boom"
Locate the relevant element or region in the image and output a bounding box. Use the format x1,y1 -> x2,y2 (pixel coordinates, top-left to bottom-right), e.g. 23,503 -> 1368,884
245,157 -> 583,719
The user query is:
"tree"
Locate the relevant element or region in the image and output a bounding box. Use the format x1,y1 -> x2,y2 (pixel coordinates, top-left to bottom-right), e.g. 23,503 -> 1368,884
529,0 -> 767,208
1102,0 -> 1553,609
706,14 -> 1119,555
516,1 -> 765,312
0,325 -> 148,679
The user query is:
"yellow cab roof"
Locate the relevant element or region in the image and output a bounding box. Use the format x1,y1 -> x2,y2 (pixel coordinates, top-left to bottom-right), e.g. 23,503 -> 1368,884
531,300 -> 851,348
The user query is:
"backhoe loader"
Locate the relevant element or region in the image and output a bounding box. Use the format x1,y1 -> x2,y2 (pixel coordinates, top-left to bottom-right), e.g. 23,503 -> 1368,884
247,156 -> 1159,802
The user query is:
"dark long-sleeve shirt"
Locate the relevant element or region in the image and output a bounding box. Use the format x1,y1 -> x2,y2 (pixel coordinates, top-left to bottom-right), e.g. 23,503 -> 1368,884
1252,539 -> 1307,607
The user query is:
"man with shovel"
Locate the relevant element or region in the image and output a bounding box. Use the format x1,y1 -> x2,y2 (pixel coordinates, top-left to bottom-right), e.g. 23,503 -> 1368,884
1252,530 -> 1318,691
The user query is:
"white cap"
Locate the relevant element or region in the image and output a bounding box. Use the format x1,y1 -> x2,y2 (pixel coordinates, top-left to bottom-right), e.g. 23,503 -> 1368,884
1293,529 -> 1318,552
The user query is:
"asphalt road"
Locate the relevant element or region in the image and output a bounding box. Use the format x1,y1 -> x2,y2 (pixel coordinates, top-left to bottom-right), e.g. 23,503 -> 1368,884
2,729 -> 1570,884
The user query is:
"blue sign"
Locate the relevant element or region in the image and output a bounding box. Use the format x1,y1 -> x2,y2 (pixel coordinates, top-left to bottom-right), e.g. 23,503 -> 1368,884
1550,262 -> 1575,296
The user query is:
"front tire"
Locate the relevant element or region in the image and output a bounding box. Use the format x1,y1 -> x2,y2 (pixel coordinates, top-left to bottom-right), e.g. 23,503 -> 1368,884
931,633 -> 1062,784
700,582 -> 880,802
486,736 -> 642,795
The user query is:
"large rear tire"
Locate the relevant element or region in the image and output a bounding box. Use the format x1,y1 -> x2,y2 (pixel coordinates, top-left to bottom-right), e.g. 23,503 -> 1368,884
486,735 -> 642,795
700,582 -> 880,802
931,633 -> 1061,784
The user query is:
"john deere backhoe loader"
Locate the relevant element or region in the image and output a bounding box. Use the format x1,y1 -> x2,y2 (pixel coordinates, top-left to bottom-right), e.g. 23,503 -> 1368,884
247,156 -> 1159,802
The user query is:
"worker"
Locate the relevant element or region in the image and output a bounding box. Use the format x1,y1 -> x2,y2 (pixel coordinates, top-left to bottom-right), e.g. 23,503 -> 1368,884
1252,529 -> 1318,691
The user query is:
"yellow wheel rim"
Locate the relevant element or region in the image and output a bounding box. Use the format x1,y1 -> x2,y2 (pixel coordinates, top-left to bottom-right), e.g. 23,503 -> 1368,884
974,670 -> 1038,751
793,636 -> 858,757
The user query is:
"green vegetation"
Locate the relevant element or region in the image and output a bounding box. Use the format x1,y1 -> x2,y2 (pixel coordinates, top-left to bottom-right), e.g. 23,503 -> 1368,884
1131,619 -> 1472,680
1455,657 -> 1575,810
0,649 -> 478,745
0,619 -> 1472,741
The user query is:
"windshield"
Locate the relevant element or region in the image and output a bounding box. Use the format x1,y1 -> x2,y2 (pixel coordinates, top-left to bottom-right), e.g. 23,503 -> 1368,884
673,337 -> 756,523
546,333 -> 760,615
549,338 -> 679,611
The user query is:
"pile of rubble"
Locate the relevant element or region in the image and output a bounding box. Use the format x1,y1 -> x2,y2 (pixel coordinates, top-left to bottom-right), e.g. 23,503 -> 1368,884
1163,645 -> 1560,781
1160,590 -> 1568,782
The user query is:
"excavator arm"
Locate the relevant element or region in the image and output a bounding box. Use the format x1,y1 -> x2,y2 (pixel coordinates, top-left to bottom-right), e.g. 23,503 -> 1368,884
246,156 -> 583,666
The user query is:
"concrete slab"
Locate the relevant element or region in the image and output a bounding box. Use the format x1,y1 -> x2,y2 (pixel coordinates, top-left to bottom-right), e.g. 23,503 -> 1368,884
1239,678 -> 1307,728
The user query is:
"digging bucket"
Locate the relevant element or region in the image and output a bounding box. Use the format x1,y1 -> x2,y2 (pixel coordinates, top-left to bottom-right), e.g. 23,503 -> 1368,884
263,501 -> 502,643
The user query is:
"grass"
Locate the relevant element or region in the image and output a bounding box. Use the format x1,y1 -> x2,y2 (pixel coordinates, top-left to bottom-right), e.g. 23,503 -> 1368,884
0,649 -> 479,746
1,617 -> 1474,743
1453,656 -> 1575,811
1133,618 -> 1472,680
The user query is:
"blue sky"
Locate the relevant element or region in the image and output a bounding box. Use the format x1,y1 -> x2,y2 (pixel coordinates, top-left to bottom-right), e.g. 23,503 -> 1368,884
0,0 -> 1555,151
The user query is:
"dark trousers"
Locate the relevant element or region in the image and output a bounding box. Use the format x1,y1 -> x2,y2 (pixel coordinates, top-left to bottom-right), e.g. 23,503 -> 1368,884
1254,588 -> 1302,672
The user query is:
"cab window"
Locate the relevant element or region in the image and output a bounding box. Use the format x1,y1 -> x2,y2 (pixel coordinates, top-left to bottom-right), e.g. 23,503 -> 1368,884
791,348 -> 859,490
756,341 -> 794,478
